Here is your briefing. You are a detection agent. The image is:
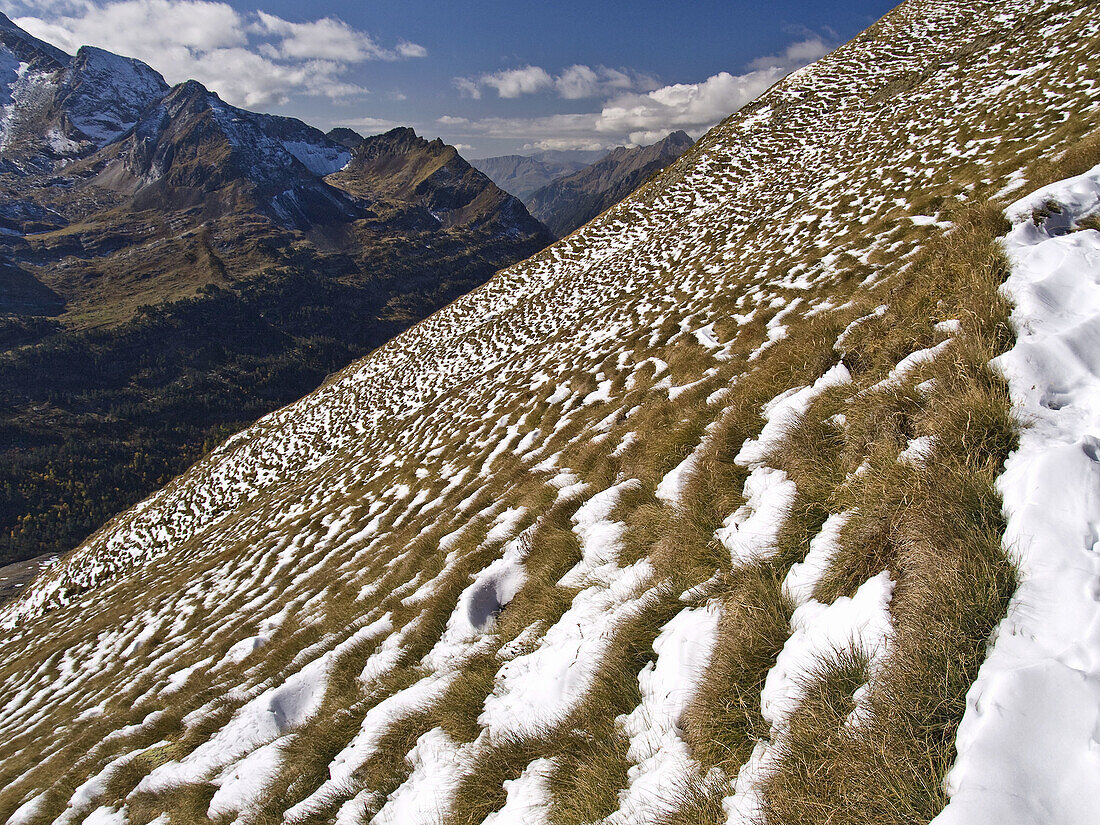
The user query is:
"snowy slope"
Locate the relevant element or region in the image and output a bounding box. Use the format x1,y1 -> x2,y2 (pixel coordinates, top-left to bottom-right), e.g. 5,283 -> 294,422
934,165 -> 1100,825
0,2 -> 1098,824
0,16 -> 167,162
60,46 -> 168,146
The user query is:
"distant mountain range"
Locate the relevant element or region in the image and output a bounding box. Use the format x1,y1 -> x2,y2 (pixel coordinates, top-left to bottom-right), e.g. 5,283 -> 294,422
526,131 -> 694,237
474,132 -> 694,238
0,12 -> 552,567
470,148 -> 607,201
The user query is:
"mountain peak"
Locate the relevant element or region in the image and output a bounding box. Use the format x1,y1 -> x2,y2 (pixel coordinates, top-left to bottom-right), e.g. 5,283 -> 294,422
164,78 -> 214,106
331,128 -> 550,236
62,45 -> 169,146
326,126 -> 365,151
0,10 -> 68,68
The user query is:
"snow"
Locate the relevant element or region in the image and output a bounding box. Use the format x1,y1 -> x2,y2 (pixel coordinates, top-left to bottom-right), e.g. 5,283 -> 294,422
736,364 -> 852,467
655,449 -> 700,506
56,743 -> 167,825
424,531 -> 531,668
783,511 -> 850,605
762,570 -> 895,727
583,379 -> 613,405
223,611 -> 287,665
137,615 -> 391,794
281,139 -> 352,176
372,728 -> 471,825
715,467 -> 797,565
485,506 -> 526,543
897,435 -> 934,466
82,807 -> 127,825
7,792 -> 46,825
725,570 -> 895,823
933,163 -> 1100,825
605,603 -> 721,824
694,322 -> 722,349
2,4 -> 1096,821
63,47 -> 168,147
481,480 -> 654,738
481,757 -> 556,825
284,671 -> 457,822
208,739 -> 285,820
724,740 -> 772,825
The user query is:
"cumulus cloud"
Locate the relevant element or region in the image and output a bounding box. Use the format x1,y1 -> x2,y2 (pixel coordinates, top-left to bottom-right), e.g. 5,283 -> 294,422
255,12 -> 395,62
441,36 -> 832,152
452,77 -> 482,100
480,65 -> 553,98
8,0 -> 426,108
523,137 -> 608,152
396,41 -> 427,59
594,38 -> 832,143
594,68 -> 781,145
748,36 -> 831,70
455,63 -> 654,100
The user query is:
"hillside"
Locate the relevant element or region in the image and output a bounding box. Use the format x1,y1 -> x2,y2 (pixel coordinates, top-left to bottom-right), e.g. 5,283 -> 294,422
471,149 -> 606,202
2,2 -> 1100,825
0,16 -> 552,569
526,130 -> 694,237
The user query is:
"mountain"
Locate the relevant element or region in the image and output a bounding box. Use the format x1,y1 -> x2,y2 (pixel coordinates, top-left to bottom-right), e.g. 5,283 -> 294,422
471,148 -> 607,201
2,2 -> 1099,825
0,12 -> 169,169
0,18 -> 552,569
525,130 -> 694,237
331,127 -> 540,232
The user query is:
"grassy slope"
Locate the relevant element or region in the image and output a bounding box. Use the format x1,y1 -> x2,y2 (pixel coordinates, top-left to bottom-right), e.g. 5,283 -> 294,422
0,2 -> 1097,824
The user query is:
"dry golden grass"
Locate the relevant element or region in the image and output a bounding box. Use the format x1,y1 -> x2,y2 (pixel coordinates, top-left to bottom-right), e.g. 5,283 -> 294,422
753,201 -> 1020,824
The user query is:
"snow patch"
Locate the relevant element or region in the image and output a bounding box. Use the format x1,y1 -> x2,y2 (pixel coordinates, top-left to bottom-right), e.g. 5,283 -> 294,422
934,162 -> 1100,825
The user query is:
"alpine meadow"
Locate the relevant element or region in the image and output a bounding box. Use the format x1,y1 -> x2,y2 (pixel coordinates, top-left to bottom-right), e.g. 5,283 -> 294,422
3,2 -> 1100,825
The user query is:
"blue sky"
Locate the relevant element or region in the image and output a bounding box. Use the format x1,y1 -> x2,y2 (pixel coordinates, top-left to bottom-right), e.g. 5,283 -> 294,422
3,0 -> 898,156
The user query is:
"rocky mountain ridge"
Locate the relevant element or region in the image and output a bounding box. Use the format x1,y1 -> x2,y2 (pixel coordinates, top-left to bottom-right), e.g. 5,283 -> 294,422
0,15 -> 552,569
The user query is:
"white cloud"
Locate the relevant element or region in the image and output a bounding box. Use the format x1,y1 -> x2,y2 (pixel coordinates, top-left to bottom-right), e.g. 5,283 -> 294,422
523,137 -> 608,152
442,36 -> 832,153
255,12 -> 386,62
455,63 -> 655,101
10,0 -> 425,109
594,68 -> 784,144
594,37 -> 833,144
396,40 -> 427,58
748,37 -> 831,70
16,0 -> 246,54
480,65 -> 553,98
555,64 -> 642,99
453,77 -> 482,100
